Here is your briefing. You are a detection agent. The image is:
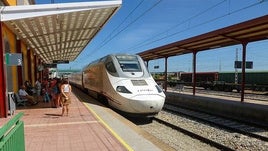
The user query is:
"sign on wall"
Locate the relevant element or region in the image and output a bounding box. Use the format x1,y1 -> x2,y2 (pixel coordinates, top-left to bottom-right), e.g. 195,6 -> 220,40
5,53 -> 22,66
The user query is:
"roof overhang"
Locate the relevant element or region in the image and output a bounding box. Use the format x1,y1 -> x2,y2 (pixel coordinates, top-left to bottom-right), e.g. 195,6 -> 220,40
0,0 -> 122,64
138,15 -> 268,61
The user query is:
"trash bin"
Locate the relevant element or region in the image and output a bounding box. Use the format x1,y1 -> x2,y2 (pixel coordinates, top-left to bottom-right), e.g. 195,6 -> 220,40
8,92 -> 16,116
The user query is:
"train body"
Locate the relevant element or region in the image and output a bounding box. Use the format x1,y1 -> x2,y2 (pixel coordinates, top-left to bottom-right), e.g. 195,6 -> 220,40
166,71 -> 268,92
69,54 -> 165,116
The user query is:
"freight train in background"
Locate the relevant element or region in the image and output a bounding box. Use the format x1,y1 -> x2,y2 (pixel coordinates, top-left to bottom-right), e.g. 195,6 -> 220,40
153,71 -> 268,92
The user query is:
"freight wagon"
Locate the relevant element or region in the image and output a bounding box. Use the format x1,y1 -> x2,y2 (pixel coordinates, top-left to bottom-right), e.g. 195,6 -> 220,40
167,71 -> 268,92
219,71 -> 268,91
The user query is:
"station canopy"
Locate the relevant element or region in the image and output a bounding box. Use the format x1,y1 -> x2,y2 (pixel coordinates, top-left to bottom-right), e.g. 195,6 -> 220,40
0,0 -> 122,64
138,14 -> 268,61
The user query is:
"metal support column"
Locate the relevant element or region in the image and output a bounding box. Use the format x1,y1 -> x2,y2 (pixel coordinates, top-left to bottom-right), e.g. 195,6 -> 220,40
241,42 -> 248,102
27,48 -> 32,83
164,57 -> 168,92
192,51 -> 197,96
34,55 -> 37,80
0,22 -> 8,118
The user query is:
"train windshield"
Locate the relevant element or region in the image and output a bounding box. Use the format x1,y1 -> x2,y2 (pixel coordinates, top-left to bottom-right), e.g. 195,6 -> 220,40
116,55 -> 142,72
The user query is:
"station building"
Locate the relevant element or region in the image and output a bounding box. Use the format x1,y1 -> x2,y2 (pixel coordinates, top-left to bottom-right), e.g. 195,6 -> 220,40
0,0 -> 37,118
0,0 -> 122,118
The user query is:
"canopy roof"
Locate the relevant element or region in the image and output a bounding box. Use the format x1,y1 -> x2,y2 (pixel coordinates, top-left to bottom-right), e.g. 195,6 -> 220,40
138,15 -> 268,61
0,0 -> 122,63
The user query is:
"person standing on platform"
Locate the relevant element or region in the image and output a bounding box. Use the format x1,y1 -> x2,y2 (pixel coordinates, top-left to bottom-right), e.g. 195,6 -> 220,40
49,79 -> 57,107
50,78 -> 61,108
42,78 -> 50,103
35,78 -> 42,101
60,79 -> 72,116
55,78 -> 62,107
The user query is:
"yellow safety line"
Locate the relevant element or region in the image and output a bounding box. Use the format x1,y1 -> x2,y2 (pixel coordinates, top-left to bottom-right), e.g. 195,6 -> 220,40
83,102 -> 134,151
25,121 -> 98,127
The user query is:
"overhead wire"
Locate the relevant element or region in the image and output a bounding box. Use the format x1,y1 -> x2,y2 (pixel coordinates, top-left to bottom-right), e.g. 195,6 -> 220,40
124,0 -> 267,54
122,0 -> 227,53
72,0 -> 267,69
137,0 -> 267,71
96,0 -> 145,48
77,0 -> 163,66
93,0 -> 163,51
71,0 -> 145,66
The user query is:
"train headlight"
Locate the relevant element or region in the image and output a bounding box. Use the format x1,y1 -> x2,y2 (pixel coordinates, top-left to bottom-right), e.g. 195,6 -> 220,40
116,86 -> 132,94
155,85 -> 163,93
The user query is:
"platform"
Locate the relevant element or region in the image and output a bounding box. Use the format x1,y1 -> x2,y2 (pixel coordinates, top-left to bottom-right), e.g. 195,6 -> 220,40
166,88 -> 268,127
1,87 -> 172,151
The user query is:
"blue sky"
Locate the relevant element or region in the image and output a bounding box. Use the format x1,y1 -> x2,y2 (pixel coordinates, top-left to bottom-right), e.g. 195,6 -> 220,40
35,0 -> 268,72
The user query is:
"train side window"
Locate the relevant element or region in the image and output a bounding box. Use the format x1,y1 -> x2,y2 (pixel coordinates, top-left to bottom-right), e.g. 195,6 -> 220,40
106,61 -> 116,73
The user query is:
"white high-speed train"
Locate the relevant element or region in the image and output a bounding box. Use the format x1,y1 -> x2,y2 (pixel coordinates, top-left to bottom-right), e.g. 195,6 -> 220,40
69,54 -> 165,116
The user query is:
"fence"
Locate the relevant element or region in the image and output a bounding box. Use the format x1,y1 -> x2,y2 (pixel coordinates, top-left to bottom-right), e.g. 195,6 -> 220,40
0,112 -> 25,151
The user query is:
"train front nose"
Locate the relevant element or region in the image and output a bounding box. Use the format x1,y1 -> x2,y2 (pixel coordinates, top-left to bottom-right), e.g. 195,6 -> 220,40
129,95 -> 165,113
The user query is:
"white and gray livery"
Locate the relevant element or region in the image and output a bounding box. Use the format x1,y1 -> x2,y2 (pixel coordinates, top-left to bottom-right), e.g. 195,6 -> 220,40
69,54 -> 165,116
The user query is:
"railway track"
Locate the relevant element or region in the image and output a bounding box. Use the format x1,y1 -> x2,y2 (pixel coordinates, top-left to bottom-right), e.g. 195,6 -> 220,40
150,104 -> 268,151
139,105 -> 268,151
74,86 -> 268,150
152,116 -> 234,151
164,104 -> 268,142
